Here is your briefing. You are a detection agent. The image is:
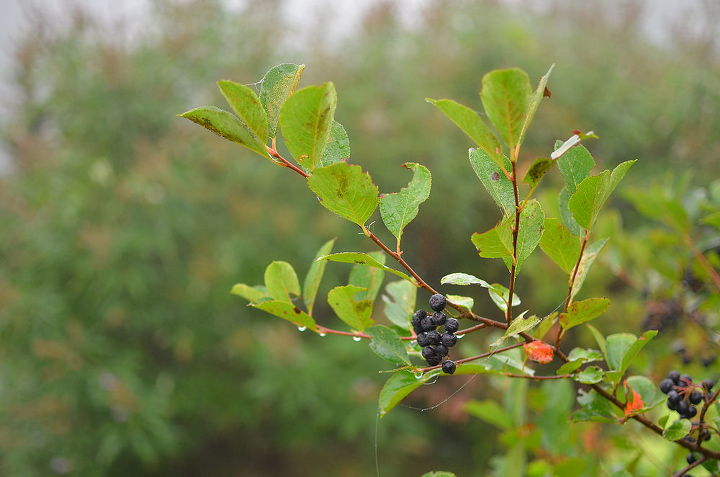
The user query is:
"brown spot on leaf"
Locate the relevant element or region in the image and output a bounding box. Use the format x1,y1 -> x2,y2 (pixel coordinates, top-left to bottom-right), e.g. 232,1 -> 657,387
543,86 -> 552,98
491,172 -> 500,181
293,306 -> 302,314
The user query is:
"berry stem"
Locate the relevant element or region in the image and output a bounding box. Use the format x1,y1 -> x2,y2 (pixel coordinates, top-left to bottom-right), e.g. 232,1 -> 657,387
697,387 -> 720,447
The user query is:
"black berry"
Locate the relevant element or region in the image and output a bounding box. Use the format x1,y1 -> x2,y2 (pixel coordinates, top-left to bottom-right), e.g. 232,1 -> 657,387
416,332 -> 430,347
702,356 -> 716,367
426,330 -> 441,345
431,311 -> 447,326
667,390 -> 681,405
680,374 -> 693,385
687,405 -> 697,418
668,370 -> 681,384
441,333 -> 457,347
429,294 -> 447,312
659,378 -> 674,394
445,318 -> 459,333
442,360 -> 456,375
435,344 -> 449,357
700,429 -> 711,441
687,453 -> 697,464
421,346 -> 436,360
667,399 -> 678,411
677,400 -> 689,415
702,379 -> 714,391
426,355 -> 441,366
690,389 -> 703,405
420,317 -> 436,332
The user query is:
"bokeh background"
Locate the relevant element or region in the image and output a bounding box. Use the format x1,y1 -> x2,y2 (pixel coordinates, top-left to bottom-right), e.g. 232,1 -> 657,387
1,0 -> 719,475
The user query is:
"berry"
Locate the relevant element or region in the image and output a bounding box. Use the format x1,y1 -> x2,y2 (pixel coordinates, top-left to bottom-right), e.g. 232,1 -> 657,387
435,344 -> 449,357
702,356 -> 716,367
426,355 -> 441,366
442,360 -> 456,375
431,311 -> 447,326
416,332 -> 430,347
441,333 -> 457,347
421,346 -> 436,360
677,400 -> 690,415
702,379 -> 714,391
413,309 -> 427,321
687,405 -> 697,418
426,330 -> 441,345
682,354 -> 693,365
667,390 -> 681,405
690,389 -> 703,405
420,317 -> 436,332
668,370 -> 681,384
445,318 -> 459,333
680,374 -> 693,385
700,429 -> 711,441
687,453 -> 697,464
660,378 -> 674,394
667,399 -> 678,411
429,293 -> 447,312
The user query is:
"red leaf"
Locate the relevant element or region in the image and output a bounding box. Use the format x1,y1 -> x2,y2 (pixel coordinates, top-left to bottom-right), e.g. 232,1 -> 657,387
523,340 -> 554,364
624,389 -> 644,416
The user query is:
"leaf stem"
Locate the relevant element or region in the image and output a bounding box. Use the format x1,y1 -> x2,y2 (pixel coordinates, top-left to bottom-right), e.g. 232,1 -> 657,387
266,146 -> 310,178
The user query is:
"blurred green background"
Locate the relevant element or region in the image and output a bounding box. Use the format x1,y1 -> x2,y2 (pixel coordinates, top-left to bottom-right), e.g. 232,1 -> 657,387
1,0 -> 719,475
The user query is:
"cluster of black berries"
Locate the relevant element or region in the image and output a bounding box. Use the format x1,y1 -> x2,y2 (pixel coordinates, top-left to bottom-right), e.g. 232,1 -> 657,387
673,341 -> 716,367
659,371 -> 714,419
412,294 -> 458,374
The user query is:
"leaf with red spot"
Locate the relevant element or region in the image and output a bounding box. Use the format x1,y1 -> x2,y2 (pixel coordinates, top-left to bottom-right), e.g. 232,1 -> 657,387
624,388 -> 644,417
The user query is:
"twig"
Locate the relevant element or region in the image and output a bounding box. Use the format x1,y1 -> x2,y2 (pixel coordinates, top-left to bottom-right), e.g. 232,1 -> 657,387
506,161 -> 521,323
416,342 -> 525,372
672,455 -> 708,477
266,146 -> 310,178
684,234 -> 720,292
555,229 -> 590,348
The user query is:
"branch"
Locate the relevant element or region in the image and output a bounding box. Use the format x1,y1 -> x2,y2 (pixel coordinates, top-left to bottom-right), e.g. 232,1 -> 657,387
314,322 -> 489,341
506,161 -> 521,323
266,146 -> 310,178
672,455 -> 707,477
416,342 -> 525,372
555,229 -> 590,348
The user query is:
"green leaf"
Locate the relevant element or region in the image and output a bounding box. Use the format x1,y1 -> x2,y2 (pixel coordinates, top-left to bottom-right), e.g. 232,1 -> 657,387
464,400 -> 512,430
302,238 -> 336,315
318,252 -> 413,283
569,160 -> 636,230
570,238 -> 607,300
471,199 -> 544,273
366,325 -> 410,367
250,300 -> 318,331
378,370 -> 426,417
264,261 -> 301,302
349,251 -> 385,302
572,389 -> 621,422
319,121 -> 350,166
523,157 -> 555,191
559,297 -> 610,331
327,285 -> 374,331
493,313 -> 541,345
426,98 -> 501,164
557,347 -> 603,374
421,472 -> 457,477
559,186 -> 582,236
556,142 -> 595,195
702,211 -> 720,229
468,148 -> 515,216
307,162 -> 379,226
573,366 -> 604,384
663,418 -> 691,441
382,280 -> 417,330
440,273 -> 491,287
518,65 -> 554,149
539,218 -> 581,274
479,68 -> 532,156
259,63 -> 305,138
279,83 -> 337,171
230,284 -> 268,303
605,330 -> 657,379
488,283 -> 521,313
533,311 -> 558,340
217,80 -> 268,145
178,106 -> 266,156
625,376 -> 664,413
586,325 -> 607,359
379,163 -> 432,244
623,188 -> 690,232
446,294 -> 474,312
382,280 -> 417,329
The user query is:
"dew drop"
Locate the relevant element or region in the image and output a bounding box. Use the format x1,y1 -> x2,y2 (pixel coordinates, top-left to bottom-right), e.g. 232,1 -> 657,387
414,371 -> 425,380
456,333 -> 465,339
353,336 -> 362,342
297,326 -> 307,332
319,332 -> 327,337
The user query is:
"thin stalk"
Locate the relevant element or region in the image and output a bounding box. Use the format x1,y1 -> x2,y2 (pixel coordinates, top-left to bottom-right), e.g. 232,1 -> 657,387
506,161 -> 521,323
